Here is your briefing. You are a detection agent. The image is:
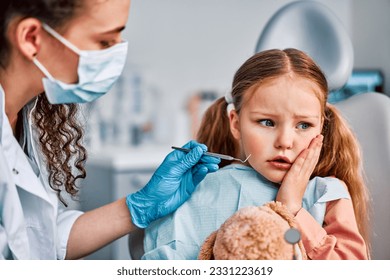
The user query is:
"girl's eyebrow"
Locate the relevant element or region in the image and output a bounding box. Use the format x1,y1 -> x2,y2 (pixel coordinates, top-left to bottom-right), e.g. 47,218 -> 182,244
249,111 -> 320,119
293,114 -> 320,119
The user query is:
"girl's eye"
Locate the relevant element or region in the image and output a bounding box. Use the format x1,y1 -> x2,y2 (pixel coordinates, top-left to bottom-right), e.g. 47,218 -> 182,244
297,122 -> 311,130
259,119 -> 274,127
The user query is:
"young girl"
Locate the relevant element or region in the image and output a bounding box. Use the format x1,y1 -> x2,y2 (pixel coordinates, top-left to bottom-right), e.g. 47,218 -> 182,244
142,48 -> 370,260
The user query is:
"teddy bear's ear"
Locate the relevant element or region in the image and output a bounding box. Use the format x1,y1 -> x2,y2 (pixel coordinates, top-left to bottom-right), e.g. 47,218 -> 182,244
198,230 -> 218,260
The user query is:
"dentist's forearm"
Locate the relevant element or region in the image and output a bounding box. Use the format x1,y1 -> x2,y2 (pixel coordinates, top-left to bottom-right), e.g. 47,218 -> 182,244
65,197 -> 136,260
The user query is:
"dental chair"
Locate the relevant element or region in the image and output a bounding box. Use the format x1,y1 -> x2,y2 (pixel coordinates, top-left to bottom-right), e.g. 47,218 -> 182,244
255,0 -> 390,259
334,92 -> 390,260
255,0 -> 353,92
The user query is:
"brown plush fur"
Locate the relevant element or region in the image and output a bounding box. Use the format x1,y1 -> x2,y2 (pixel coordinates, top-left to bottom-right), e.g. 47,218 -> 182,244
198,201 -> 307,260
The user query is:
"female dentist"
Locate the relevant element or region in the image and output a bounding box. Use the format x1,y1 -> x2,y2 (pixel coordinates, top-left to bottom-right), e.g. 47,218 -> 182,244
0,0 -> 220,260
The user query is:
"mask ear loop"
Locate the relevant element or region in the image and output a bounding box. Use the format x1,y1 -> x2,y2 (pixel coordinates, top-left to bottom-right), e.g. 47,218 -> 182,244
32,57 -> 55,81
33,23 -> 82,81
41,23 -> 81,55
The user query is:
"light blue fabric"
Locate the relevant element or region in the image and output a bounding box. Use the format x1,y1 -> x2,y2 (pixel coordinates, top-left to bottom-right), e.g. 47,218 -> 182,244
126,141 -> 220,228
142,164 -> 350,260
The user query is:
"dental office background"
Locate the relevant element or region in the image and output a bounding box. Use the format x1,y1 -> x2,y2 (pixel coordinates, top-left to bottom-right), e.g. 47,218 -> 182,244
77,0 -> 390,259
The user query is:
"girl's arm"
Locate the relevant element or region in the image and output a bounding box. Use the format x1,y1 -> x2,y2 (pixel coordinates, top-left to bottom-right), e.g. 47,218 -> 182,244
295,198 -> 368,260
275,134 -> 368,259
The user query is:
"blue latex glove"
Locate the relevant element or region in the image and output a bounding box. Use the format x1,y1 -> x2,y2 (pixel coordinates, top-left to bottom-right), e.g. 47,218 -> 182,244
126,140 -> 221,228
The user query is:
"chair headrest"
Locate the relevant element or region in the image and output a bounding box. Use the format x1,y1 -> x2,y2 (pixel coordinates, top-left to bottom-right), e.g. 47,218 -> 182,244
255,0 -> 353,91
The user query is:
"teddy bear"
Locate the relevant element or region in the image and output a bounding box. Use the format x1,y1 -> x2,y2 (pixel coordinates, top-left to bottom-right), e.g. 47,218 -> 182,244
198,201 -> 307,260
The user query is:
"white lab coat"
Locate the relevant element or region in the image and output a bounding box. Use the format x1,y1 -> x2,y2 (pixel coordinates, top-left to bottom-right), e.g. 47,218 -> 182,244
0,85 -> 83,259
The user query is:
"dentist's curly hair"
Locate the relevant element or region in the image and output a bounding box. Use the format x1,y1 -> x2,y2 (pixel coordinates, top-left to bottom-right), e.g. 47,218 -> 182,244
33,95 -> 87,207
197,48 -> 370,256
0,0 -> 87,206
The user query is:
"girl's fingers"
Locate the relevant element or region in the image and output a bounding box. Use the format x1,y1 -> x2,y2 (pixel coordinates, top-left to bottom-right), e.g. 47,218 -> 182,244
287,134 -> 323,178
289,149 -> 309,176
301,135 -> 323,177
277,135 -> 323,214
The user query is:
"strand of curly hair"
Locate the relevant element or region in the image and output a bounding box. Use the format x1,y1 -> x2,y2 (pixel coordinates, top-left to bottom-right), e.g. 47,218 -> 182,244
33,94 -> 87,207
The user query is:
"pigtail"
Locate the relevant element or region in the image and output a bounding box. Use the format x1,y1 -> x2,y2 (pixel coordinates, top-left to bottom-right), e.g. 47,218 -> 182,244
196,97 -> 239,167
313,103 -> 371,254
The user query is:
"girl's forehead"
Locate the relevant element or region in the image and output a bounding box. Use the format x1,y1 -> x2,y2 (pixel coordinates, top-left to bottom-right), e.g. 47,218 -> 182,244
244,76 -> 323,114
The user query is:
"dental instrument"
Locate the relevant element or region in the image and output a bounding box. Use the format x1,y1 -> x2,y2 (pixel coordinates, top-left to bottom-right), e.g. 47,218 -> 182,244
284,228 -> 302,260
171,146 -> 252,163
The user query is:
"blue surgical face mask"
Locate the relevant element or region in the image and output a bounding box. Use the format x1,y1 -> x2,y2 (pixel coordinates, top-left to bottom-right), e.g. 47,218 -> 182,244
33,23 -> 128,104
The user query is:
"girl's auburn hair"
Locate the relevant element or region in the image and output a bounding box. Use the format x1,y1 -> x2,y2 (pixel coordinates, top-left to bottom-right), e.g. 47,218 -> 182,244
197,48 -> 371,256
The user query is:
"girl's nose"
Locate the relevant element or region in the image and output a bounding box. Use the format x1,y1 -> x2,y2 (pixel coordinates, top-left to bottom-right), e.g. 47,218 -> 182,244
274,128 -> 293,150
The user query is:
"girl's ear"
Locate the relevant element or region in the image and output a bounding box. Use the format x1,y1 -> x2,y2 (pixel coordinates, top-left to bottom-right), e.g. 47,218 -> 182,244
13,18 -> 43,60
229,110 -> 241,140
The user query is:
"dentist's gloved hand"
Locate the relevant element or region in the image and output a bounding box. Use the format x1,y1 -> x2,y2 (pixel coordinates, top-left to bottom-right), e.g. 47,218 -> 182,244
126,140 -> 220,228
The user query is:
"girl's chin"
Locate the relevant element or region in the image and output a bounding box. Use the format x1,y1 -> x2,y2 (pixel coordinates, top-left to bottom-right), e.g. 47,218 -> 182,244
258,171 -> 286,184
251,164 -> 287,184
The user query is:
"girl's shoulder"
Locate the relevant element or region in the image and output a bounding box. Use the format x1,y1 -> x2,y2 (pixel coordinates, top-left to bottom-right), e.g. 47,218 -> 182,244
195,163 -> 278,195
304,176 -> 351,206
202,164 -> 274,186
202,163 -> 256,180
302,176 -> 351,225
313,176 -> 349,191
219,163 -> 256,172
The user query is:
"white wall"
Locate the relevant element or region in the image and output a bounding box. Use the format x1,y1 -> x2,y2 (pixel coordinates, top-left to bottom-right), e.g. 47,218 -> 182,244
125,0 -> 352,96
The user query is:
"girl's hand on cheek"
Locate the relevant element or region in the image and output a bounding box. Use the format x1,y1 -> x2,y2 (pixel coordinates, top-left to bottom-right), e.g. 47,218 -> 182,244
276,134 -> 323,215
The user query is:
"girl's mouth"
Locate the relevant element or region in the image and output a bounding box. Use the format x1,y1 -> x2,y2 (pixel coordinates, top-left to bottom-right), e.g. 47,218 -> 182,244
268,156 -> 292,170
